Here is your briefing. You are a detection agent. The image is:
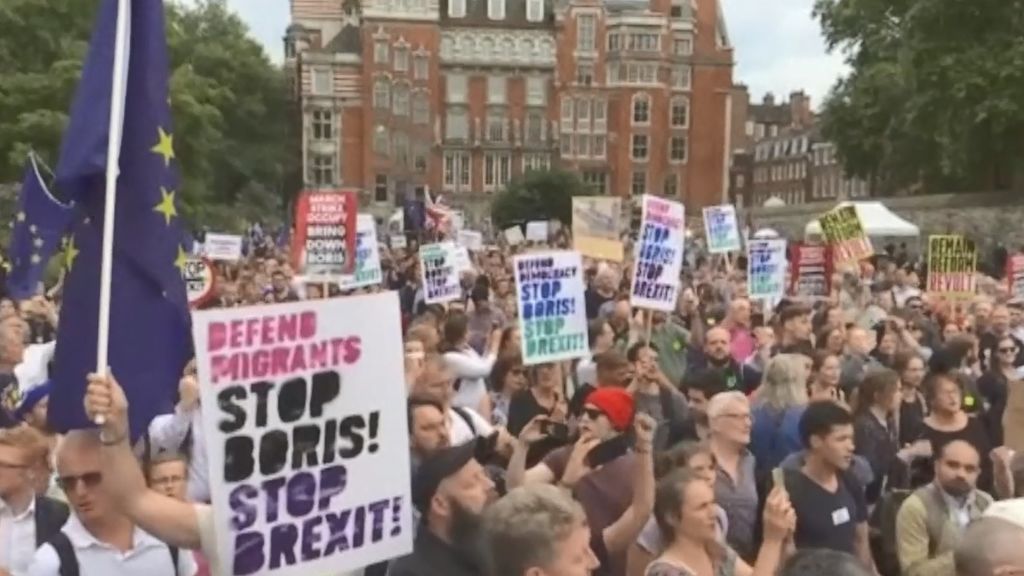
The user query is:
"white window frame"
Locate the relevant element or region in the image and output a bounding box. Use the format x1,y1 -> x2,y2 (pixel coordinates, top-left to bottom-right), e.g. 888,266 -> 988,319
414,53 -> 429,80
672,36 -> 693,56
445,107 -> 469,140
576,98 -> 591,130
576,14 -> 596,51
632,93 -> 650,125
486,110 -> 506,142
631,133 -> 649,161
670,97 -> 689,128
526,0 -> 544,22
575,63 -> 594,86
487,76 -> 507,105
446,74 -> 467,104
311,109 -> 333,141
449,0 -> 466,17
394,45 -> 410,72
593,98 -> 607,132
412,92 -> 430,124
392,84 -> 410,116
373,125 -> 390,154
488,0 -> 506,20
560,134 -> 573,158
664,173 -> 678,196
631,170 -> 646,196
312,68 -> 332,95
373,78 -> 390,109
576,134 -> 590,157
560,97 -> 574,132
523,153 -> 550,172
374,39 -> 389,64
525,111 -> 545,143
592,134 -> 606,159
669,135 -> 687,163
310,153 -> 336,187
525,76 -> 546,106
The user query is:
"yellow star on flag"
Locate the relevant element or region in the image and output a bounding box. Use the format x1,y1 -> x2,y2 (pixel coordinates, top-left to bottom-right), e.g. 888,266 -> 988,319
174,245 -> 189,274
151,127 -> 175,167
64,236 -> 80,271
153,187 -> 178,226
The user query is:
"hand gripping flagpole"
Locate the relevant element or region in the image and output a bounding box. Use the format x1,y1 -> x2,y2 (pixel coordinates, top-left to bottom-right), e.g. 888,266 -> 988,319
95,0 -> 132,426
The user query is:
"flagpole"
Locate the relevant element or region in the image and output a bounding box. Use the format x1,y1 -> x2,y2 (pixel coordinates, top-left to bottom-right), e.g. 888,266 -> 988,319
95,0 -> 131,424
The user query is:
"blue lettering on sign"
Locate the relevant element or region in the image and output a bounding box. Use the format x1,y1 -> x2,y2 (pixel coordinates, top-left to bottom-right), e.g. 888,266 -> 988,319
519,258 -> 585,357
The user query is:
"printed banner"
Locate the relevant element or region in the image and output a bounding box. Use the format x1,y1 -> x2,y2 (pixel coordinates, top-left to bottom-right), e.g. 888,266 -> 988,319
525,221 -> 548,242
291,190 -> 358,277
193,294 -> 412,576
457,230 -> 483,251
747,238 -> 787,300
927,235 -> 977,296
1008,254 -> 1024,299
818,205 -> 874,264
339,214 -> 382,290
513,251 -> 588,365
420,242 -> 461,304
630,195 -> 685,312
203,233 -> 244,261
572,197 -> 624,261
789,243 -> 833,299
702,205 -> 742,254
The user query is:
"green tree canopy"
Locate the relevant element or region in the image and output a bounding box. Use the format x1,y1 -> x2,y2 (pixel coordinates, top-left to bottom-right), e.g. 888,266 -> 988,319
813,0 -> 1024,193
0,0 -> 298,231
490,168 -> 590,230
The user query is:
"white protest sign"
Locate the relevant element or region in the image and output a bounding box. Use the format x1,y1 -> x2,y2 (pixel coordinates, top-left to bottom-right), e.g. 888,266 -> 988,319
702,205 -> 741,254
513,251 -> 589,365
339,214 -> 382,289
457,230 -> 484,251
504,226 -> 525,245
747,238 -> 788,300
630,195 -> 685,312
420,242 -> 462,304
390,235 -> 407,249
203,233 -> 244,261
182,257 -> 216,308
454,245 -> 472,273
193,293 -> 412,576
525,221 -> 548,242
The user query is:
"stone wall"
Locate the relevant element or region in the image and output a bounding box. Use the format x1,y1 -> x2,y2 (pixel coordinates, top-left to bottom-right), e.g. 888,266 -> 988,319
743,191 -> 1024,252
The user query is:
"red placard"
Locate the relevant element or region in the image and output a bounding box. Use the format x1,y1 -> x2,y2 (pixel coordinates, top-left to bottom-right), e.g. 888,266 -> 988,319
291,190 -> 358,276
789,243 -> 833,298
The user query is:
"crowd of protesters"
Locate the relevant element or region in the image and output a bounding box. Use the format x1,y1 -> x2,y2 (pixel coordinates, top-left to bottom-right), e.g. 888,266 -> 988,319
1,222 -> 1024,576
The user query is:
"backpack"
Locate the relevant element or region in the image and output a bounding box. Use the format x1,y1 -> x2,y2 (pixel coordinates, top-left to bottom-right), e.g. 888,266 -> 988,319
48,531 -> 180,576
451,405 -> 477,436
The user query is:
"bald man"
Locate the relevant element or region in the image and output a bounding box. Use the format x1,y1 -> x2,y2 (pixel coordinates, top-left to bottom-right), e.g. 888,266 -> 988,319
955,514 -> 1024,576
685,327 -> 761,395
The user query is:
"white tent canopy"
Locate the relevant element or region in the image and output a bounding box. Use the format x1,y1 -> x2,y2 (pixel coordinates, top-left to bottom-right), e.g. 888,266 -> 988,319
804,201 -> 920,238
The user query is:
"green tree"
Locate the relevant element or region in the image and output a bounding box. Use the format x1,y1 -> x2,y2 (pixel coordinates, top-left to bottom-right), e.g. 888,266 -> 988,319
0,0 -> 297,231
490,168 -> 590,229
813,0 -> 1024,193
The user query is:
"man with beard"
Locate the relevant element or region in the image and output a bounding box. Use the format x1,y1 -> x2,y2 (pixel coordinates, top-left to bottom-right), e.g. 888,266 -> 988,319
390,441 -> 496,576
896,440 -> 993,576
685,328 -> 760,396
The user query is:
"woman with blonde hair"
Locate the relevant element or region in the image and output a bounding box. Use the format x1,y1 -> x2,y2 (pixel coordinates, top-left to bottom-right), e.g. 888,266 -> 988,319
749,354 -> 810,476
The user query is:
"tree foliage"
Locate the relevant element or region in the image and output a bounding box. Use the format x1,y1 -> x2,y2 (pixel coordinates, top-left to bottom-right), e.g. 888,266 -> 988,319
813,0 -> 1024,193
0,0 -> 298,231
490,169 -> 590,229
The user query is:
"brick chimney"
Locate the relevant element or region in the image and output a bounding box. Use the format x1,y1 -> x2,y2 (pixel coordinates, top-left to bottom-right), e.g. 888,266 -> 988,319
789,90 -> 812,128
763,92 -> 775,106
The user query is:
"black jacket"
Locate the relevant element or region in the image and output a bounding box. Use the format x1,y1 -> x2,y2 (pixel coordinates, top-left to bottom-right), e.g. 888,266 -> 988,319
389,528 -> 483,576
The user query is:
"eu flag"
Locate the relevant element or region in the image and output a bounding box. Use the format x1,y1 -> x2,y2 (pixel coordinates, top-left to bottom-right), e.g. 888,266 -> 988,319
49,0 -> 192,439
6,154 -> 74,301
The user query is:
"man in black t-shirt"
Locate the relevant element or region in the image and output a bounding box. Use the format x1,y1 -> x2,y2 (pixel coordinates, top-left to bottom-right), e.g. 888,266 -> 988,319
781,402 -> 876,573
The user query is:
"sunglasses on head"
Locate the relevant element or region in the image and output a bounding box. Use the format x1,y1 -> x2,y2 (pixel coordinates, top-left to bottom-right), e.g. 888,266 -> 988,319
58,472 -> 103,492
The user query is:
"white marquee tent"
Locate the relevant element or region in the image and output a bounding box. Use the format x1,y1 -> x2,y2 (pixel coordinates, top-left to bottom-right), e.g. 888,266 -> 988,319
804,201 -> 920,238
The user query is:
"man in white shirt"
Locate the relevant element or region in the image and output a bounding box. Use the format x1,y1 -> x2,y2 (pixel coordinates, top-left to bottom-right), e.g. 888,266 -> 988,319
27,431 -> 196,576
0,426 -> 67,576
145,369 -> 207,503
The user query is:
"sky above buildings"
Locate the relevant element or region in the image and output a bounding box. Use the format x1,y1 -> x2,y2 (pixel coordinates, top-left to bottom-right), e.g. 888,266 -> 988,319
210,0 -> 847,109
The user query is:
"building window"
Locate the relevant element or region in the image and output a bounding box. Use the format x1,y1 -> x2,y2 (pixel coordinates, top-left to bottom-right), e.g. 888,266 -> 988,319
560,97 -> 574,132
488,0 -> 505,20
311,110 -> 333,141
525,111 -> 545,143
670,98 -> 689,128
526,77 -> 546,106
449,0 -> 466,17
576,98 -> 591,128
392,84 -> 410,116
670,136 -> 687,162
487,76 -> 507,105
412,92 -> 430,124
560,135 -> 573,157
575,63 -> 594,86
626,33 -> 659,51
631,134 -> 648,161
576,14 -> 596,51
632,94 -> 650,125
582,170 -> 606,194
414,145 -> 428,173
484,154 -> 512,189
374,174 -> 388,203
393,132 -> 410,167
445,107 -> 469,140
413,54 -> 429,80
310,153 -> 336,186
526,0 -> 544,22
664,173 -> 678,196
592,135 -> 606,158
631,170 -> 646,196
576,134 -> 590,157
443,152 -> 470,189
394,45 -> 409,72
312,68 -> 332,95
593,98 -> 607,132
373,79 -> 390,109
523,154 -> 550,172
374,39 -> 389,64
486,110 -> 507,142
446,74 -> 467,103
672,36 -> 693,55
373,125 -> 390,154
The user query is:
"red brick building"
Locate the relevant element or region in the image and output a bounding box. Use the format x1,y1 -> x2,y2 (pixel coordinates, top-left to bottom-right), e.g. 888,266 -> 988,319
289,0 -> 734,221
